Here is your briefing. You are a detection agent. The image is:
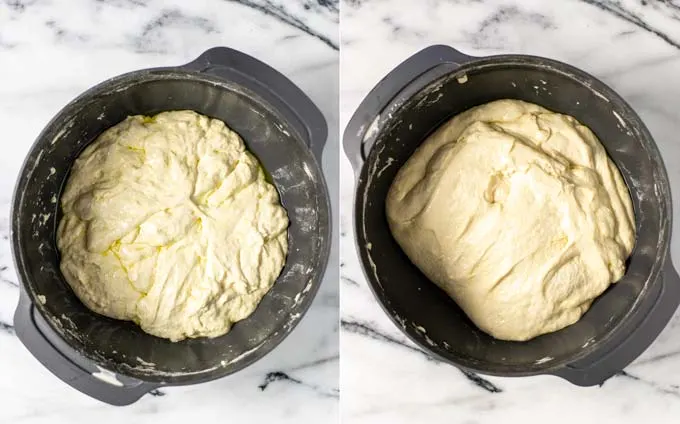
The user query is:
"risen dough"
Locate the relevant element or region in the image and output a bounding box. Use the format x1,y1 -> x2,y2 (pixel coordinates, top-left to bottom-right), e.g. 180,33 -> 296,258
57,111 -> 288,342
386,100 -> 635,341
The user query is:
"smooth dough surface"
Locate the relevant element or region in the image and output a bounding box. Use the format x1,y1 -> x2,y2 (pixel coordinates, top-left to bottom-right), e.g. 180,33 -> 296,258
57,110 -> 288,342
386,99 -> 635,341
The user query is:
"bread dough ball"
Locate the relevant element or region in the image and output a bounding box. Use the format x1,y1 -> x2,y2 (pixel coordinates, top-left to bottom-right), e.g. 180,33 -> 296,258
386,100 -> 635,341
57,111 -> 288,342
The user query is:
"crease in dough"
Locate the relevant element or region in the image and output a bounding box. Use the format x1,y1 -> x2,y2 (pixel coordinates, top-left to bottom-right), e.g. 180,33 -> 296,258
57,110 -> 288,342
386,99 -> 635,341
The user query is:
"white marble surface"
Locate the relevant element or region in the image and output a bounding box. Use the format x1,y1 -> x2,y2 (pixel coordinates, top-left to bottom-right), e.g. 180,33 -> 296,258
0,0 -> 338,422
340,0 -> 680,423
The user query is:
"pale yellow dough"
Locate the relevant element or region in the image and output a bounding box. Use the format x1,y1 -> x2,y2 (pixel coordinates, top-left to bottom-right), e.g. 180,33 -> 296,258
386,100 -> 635,341
57,111 -> 288,342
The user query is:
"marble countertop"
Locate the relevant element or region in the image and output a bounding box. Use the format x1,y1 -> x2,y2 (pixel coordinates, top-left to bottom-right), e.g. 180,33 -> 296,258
340,0 -> 680,423
0,0 -> 338,422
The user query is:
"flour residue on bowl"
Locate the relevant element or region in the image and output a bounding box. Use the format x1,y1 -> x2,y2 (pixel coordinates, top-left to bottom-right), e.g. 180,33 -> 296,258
586,84 -> 610,103
376,157 -> 395,178
135,356 -> 156,368
361,143 -> 389,289
534,356 -> 554,365
582,337 -> 596,348
412,323 -> 436,346
270,165 -> 302,195
612,110 -> 632,135
50,117 -> 76,146
284,311 -> 302,331
363,114 -> 381,142
223,339 -> 268,367
302,161 -> 317,184
92,366 -> 124,387
275,123 -> 290,137
38,213 -> 50,226
271,165 -> 293,180
294,206 -> 317,233
416,92 -> 443,109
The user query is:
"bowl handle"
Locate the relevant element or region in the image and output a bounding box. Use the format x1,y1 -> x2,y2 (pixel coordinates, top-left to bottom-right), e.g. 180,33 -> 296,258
179,47 -> 328,163
553,258 -> 680,386
14,291 -> 160,406
342,44 -> 476,173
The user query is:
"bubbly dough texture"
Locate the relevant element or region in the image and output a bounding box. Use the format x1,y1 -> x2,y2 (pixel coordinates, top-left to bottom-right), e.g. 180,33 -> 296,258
57,111 -> 288,342
386,100 -> 635,341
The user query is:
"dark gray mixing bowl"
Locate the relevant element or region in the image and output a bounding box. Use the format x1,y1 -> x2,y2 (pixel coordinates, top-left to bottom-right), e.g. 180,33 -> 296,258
12,47 -> 331,405
343,45 -> 679,386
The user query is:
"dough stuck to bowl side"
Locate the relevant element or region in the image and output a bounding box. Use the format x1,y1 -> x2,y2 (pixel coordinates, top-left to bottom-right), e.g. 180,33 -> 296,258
57,110 -> 289,342
386,99 -> 635,342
